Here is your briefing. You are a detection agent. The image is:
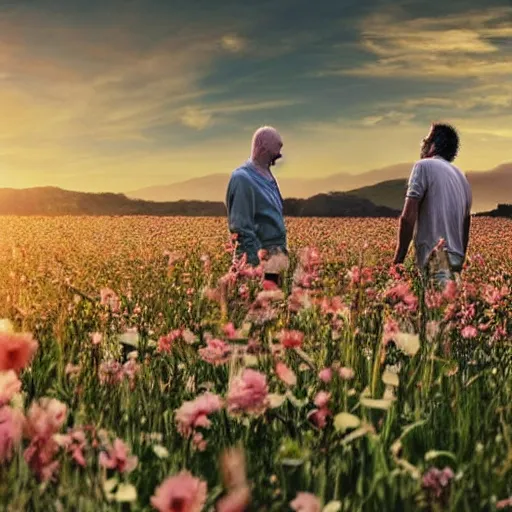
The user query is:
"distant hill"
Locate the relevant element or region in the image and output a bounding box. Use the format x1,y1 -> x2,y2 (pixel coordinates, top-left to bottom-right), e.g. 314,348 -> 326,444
0,186 -> 399,218
126,163 -> 413,202
126,162 -> 512,213
0,187 -> 225,216
284,192 -> 399,217
345,179 -> 408,210
475,204 -> 512,218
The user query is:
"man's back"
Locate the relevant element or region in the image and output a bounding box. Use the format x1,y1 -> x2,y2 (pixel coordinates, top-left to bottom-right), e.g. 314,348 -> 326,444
406,156 -> 472,268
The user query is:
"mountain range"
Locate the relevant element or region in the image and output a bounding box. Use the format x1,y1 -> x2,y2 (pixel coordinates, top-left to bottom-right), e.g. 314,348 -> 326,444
0,186 -> 400,218
127,162 -> 512,213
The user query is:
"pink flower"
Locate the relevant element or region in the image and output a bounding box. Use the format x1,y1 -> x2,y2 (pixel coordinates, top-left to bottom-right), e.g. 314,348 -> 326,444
461,326 -> 478,339
151,471 -> 207,512
54,428 -> 88,467
227,369 -> 269,415
65,363 -> 81,377
298,247 -> 321,270
314,391 -> 330,409
0,370 -> 22,406
99,438 -> 138,474
223,323 -> 237,339
199,339 -> 232,365
216,487 -> 251,512
23,398 -> 67,482
288,287 -> 311,312
382,318 -> 400,347
90,332 -> 102,345
319,296 -> 345,317
175,392 -> 223,438
100,288 -> 120,312
278,330 -> 304,349
493,325 -> 507,341
25,398 -> 67,440
339,367 -> 355,380
68,429 -> 87,467
497,497 -> 512,510
383,282 -> 418,314
308,393 -> 331,429
192,432 -> 207,451
0,331 -> 38,373
422,466 -> 454,499
99,361 -> 124,385
275,362 -> 297,387
158,329 -> 183,353
318,368 -> 332,383
262,279 -> 279,291
0,406 -> 24,464
123,358 -> 140,388
24,437 -> 60,482
290,492 -> 322,512
442,280 -> 458,302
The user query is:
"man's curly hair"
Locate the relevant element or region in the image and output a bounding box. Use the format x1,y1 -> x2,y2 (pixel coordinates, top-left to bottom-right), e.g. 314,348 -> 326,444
430,123 -> 460,162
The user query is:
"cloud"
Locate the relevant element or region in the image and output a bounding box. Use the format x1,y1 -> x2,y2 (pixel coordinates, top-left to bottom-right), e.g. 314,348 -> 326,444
177,99 -> 303,130
368,81 -> 512,124
220,34 -> 247,53
360,111 -> 416,126
324,7 -> 512,79
179,107 -> 213,130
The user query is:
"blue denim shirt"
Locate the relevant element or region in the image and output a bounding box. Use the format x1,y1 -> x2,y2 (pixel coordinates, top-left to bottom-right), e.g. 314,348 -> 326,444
225,160 -> 287,266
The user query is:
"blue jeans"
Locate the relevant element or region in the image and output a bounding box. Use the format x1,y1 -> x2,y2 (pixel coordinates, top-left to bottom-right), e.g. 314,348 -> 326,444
425,252 -> 464,289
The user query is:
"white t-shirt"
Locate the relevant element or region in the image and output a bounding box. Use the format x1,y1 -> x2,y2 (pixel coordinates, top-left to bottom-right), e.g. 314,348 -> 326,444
406,156 -> 472,268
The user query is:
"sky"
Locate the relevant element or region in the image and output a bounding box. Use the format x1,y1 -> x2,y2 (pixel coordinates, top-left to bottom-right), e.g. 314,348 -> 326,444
0,0 -> 511,192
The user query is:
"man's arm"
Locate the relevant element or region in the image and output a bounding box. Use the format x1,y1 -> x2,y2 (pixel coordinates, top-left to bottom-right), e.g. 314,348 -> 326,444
463,188 -> 472,257
393,162 -> 426,265
393,197 -> 420,264
463,212 -> 471,256
226,173 -> 261,266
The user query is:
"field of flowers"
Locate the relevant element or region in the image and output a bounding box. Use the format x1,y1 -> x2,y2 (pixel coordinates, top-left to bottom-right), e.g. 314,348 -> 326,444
0,215 -> 511,511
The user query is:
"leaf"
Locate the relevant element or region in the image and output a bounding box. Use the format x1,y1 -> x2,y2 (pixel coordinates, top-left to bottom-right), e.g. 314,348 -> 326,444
382,370 -> 399,387
243,355 -> 259,367
334,412 -> 361,433
341,425 -> 374,446
425,450 -> 457,463
383,387 -> 396,401
103,477 -> 118,501
285,391 -> 308,408
394,332 -> 420,356
280,458 -> 304,467
0,319 -> 14,333
153,445 -> 169,459
118,331 -> 140,348
115,483 -> 137,503
268,393 -> 286,408
360,397 -> 393,410
103,477 -> 118,494
323,501 -> 342,512
294,347 -> 316,370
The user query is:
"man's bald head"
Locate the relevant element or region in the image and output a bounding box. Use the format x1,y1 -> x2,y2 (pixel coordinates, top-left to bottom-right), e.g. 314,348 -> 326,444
251,126 -> 283,167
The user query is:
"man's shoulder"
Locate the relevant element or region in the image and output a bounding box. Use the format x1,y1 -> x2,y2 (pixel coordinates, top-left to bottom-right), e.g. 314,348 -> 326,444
411,157 -> 463,176
229,163 -> 253,184
411,157 -> 435,169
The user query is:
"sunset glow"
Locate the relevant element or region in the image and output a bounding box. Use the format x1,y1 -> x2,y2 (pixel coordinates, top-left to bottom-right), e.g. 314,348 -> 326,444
0,1 -> 510,193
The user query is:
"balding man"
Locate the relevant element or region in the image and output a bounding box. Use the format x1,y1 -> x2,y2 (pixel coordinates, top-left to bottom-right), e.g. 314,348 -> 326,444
225,126 -> 288,282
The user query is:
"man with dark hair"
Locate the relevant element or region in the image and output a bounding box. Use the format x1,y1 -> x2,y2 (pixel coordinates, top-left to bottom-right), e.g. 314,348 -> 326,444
393,123 -> 472,286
